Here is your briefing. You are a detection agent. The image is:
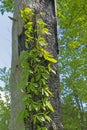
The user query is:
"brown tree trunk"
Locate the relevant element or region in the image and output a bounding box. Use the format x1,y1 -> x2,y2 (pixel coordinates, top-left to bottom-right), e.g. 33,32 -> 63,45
37,1 -> 63,130
9,0 -> 63,130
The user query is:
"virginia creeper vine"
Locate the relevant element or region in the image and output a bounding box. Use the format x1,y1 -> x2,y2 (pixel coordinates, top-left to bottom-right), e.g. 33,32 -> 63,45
19,7 -> 57,130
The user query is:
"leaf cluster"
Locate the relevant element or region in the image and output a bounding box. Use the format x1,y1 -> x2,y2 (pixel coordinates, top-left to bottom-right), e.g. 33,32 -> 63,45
0,0 -> 13,14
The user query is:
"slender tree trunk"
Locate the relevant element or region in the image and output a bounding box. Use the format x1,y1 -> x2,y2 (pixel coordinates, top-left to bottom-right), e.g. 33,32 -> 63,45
74,93 -> 85,130
9,0 -> 25,130
9,0 -> 63,130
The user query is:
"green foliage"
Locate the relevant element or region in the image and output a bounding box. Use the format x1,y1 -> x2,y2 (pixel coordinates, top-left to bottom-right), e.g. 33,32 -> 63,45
0,0 -> 13,14
19,7 -> 57,129
0,67 -> 10,91
59,45 -> 87,129
57,0 -> 87,129
0,92 -> 10,130
57,0 -> 87,48
0,68 -> 10,130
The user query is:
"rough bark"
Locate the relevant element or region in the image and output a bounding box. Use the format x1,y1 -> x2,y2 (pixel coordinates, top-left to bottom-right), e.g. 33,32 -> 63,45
9,0 -> 63,130
36,1 -> 63,130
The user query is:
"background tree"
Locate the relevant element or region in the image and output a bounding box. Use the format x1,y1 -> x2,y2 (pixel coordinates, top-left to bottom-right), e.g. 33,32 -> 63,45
57,0 -> 87,129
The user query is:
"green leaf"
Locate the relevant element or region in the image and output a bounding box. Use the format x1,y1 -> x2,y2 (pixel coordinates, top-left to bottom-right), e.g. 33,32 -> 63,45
36,74 -> 41,81
44,114 -> 51,122
37,19 -> 47,26
42,73 -> 49,80
20,51 -> 29,62
44,56 -> 58,63
37,37 -> 48,46
41,78 -> 46,85
48,64 -> 56,74
46,101 -> 54,112
42,127 -> 48,130
40,48 -> 57,63
46,88 -> 53,96
18,109 -> 28,120
42,28 -> 51,35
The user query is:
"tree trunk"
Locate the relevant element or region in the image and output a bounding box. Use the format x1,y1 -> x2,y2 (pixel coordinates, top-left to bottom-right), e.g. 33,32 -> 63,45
9,0 -> 63,130
9,0 -> 25,130
74,93 -> 85,130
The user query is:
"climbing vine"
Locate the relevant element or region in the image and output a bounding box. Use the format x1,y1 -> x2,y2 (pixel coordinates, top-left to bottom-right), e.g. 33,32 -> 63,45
19,7 -> 57,130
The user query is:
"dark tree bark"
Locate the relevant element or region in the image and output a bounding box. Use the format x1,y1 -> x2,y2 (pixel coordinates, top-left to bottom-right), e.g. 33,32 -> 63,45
36,1 -> 63,130
9,0 -> 63,130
